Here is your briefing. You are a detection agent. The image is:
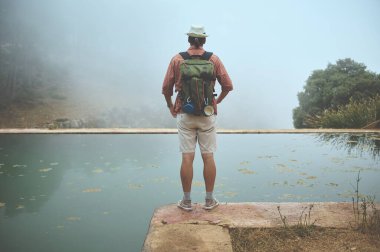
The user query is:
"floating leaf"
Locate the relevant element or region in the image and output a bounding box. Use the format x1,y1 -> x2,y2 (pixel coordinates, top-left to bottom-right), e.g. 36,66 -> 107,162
276,164 -> 293,173
39,168 -> 52,172
238,168 -> 256,174
13,164 -> 27,168
92,168 -> 104,174
82,188 -> 102,193
240,161 -> 250,165
297,179 -> 305,185
327,182 -> 339,187
128,184 -> 143,190
66,216 -> 81,221
56,225 -> 65,229
50,162 -> 59,166
306,176 -> 317,180
16,204 -> 24,209
0,202 -> 5,208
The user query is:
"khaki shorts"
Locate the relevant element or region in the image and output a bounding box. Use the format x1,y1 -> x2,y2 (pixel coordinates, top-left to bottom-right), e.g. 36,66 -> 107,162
177,113 -> 217,153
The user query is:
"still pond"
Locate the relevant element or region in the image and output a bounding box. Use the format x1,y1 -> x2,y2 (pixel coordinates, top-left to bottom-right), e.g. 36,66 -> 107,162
0,133 -> 379,252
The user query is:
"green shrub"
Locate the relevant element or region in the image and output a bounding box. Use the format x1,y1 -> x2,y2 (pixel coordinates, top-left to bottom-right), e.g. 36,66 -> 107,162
307,95 -> 380,128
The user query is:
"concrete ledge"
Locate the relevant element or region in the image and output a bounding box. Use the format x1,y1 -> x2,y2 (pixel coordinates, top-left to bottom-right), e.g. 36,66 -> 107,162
0,128 -> 379,134
142,202 -> 370,252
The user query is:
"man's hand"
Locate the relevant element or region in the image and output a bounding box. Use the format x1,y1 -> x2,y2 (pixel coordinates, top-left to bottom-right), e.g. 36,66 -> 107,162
165,95 -> 177,118
216,90 -> 230,104
168,104 -> 177,118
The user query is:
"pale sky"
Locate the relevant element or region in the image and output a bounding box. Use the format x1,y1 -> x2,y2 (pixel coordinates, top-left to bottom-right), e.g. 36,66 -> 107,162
5,0 -> 380,128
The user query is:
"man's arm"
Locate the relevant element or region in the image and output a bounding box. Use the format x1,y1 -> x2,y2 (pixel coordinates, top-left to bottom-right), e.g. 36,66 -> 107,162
162,56 -> 178,118
216,90 -> 229,104
164,94 -> 177,118
211,55 -> 233,104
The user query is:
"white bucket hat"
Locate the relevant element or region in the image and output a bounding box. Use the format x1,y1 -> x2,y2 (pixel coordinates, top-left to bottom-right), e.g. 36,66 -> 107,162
186,25 -> 208,38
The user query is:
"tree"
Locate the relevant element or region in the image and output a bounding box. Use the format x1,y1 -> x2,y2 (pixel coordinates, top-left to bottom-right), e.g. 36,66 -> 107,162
293,58 -> 380,128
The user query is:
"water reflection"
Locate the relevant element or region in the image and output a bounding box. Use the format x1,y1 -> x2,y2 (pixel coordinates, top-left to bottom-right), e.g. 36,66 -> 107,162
316,133 -> 380,160
0,133 -> 379,252
0,135 -> 65,217
0,135 -> 163,218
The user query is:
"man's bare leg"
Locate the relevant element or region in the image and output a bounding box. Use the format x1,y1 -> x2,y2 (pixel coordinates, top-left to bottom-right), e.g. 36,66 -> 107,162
181,152 -> 195,193
202,153 -> 219,209
202,153 -> 216,193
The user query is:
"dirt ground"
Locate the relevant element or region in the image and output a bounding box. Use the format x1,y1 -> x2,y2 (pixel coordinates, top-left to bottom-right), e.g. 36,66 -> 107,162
0,86 -> 102,128
230,227 -> 380,252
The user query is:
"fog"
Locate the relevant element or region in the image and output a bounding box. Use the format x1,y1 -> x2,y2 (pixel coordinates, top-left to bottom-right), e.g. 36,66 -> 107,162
1,0 -> 379,128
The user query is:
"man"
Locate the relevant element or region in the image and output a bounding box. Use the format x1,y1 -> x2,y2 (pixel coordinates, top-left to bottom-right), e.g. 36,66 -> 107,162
162,25 -> 233,211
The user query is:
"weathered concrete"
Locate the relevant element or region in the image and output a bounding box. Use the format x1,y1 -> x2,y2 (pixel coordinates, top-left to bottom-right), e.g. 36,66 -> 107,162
0,128 -> 379,134
142,202 -> 373,252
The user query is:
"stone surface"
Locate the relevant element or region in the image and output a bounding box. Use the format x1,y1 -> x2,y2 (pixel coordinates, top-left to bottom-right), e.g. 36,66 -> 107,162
145,224 -> 232,252
0,128 -> 379,134
142,202 -> 375,252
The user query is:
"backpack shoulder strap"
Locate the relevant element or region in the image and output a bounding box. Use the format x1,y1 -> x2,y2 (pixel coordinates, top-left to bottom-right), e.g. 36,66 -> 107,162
179,52 -> 191,60
201,51 -> 213,60
180,51 -> 213,60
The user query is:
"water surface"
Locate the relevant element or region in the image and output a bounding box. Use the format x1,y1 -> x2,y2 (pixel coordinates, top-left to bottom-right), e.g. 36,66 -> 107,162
0,133 -> 379,252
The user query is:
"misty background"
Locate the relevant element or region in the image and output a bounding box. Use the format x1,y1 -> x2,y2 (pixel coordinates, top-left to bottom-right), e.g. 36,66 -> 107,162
0,0 -> 379,129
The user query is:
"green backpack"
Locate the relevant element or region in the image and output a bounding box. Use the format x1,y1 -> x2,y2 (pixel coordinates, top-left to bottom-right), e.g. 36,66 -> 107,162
179,51 -> 216,116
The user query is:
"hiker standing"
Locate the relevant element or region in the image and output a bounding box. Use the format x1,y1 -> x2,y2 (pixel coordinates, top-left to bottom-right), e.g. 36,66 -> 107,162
162,25 -> 233,211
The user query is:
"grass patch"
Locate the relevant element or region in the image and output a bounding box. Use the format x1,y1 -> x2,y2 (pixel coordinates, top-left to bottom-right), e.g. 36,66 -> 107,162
277,204 -> 318,237
229,226 -> 380,252
230,172 -> 380,251
351,171 -> 380,236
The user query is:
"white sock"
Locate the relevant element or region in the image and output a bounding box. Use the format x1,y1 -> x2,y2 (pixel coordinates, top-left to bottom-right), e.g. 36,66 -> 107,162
183,192 -> 191,201
206,192 -> 213,200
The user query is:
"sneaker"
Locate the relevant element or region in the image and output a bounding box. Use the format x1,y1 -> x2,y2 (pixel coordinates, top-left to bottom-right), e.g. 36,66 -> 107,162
203,198 -> 219,210
177,199 -> 192,211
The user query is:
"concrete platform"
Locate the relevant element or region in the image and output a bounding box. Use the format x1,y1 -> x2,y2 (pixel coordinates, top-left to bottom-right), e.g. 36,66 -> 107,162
142,202 -> 364,252
1,128 -> 379,134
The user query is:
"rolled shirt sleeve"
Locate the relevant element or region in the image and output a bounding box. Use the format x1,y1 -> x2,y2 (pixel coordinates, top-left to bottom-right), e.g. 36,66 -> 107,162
210,54 -> 233,92
162,58 -> 175,96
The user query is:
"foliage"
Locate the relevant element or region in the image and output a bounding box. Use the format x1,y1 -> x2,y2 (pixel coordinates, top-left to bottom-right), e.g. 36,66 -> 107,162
316,133 -> 380,161
0,0 -> 68,108
293,58 -> 380,128
305,95 -> 380,128
277,204 -> 318,237
351,171 -> 380,236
